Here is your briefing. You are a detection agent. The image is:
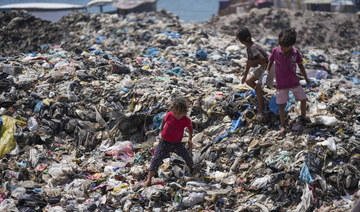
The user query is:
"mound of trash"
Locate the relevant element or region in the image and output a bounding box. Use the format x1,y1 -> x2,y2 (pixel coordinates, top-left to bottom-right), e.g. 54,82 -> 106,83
0,9 -> 359,212
211,8 -> 360,49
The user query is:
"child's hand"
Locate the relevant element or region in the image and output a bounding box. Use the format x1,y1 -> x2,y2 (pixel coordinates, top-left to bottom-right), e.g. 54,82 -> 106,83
241,76 -> 246,84
246,60 -> 253,67
187,139 -> 192,149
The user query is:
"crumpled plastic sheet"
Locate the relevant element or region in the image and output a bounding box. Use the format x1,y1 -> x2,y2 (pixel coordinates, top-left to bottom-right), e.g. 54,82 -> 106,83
153,113 -> 165,130
317,137 -> 337,153
265,151 -> 291,166
250,175 -> 272,190
0,116 -> 17,158
268,92 -> 294,115
299,162 -> 314,185
181,192 -> 205,208
294,185 -> 314,212
162,66 -> 184,76
229,113 -> 242,133
144,47 -> 160,57
196,50 -> 208,61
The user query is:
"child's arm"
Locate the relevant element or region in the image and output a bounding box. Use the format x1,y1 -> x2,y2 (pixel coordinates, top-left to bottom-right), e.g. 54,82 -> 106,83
160,119 -> 165,132
298,63 -> 310,85
266,61 -> 273,72
242,61 -> 251,84
242,54 -> 267,84
248,53 -> 267,67
187,128 -> 193,148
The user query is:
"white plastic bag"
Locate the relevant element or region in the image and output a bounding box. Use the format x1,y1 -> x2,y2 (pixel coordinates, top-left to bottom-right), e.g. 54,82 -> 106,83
319,116 -> 338,126
182,192 -> 205,208
250,175 -> 272,190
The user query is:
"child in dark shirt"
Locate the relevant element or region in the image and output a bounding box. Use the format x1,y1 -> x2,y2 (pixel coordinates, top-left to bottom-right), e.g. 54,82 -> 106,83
236,27 -> 275,116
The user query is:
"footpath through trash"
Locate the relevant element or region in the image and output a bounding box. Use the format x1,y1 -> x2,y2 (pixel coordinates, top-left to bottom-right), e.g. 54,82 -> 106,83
0,8 -> 359,212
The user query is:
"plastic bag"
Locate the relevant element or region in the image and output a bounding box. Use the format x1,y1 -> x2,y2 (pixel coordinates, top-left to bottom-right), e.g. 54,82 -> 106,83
105,141 -> 133,157
0,116 -> 17,158
307,69 -> 328,79
317,137 -> 337,153
29,148 -> 40,167
182,192 -> 205,208
229,113 -> 242,133
261,72 -> 268,87
0,199 -> 18,212
27,117 -> 39,131
269,94 -> 292,115
319,116 -> 338,126
250,175 -> 272,190
196,50 -> 207,61
11,187 -> 26,199
294,185 -> 314,212
299,162 -> 314,184
153,113 -> 165,130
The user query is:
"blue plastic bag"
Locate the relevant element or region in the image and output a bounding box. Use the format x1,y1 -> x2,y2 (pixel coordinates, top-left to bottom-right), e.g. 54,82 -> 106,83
153,113 -> 165,130
34,101 -> 44,113
196,50 -> 207,61
162,67 -> 183,76
144,47 -> 160,57
299,162 -> 314,184
229,113 -> 242,133
268,93 -> 293,115
164,32 -> 181,38
214,131 -> 229,142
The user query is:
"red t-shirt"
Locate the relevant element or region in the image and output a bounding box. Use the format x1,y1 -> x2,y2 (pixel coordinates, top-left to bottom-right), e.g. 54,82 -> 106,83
161,111 -> 193,143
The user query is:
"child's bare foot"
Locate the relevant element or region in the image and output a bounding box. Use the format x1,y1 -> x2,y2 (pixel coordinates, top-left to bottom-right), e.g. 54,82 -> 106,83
143,179 -> 151,187
279,127 -> 286,134
276,127 -> 286,138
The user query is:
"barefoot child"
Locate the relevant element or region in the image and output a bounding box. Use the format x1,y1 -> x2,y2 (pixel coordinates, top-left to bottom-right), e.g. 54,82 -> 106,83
266,28 -> 311,134
236,27 -> 275,116
144,97 -> 193,187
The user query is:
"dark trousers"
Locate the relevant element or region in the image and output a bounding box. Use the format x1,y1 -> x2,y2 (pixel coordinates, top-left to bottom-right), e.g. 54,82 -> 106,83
149,139 -> 193,172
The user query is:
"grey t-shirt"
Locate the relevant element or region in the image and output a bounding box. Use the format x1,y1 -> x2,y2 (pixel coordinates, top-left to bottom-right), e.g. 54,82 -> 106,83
247,43 -> 268,67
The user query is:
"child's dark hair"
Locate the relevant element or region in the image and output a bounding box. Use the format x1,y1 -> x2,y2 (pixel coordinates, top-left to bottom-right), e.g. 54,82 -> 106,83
236,27 -> 252,43
278,28 -> 297,47
171,97 -> 188,113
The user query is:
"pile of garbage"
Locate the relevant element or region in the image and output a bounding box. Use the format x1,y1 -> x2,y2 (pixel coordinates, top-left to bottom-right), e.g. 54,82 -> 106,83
0,8 -> 359,211
212,8 -> 360,49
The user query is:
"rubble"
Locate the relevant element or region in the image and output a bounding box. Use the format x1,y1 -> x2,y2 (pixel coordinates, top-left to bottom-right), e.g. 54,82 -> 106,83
0,8 -> 359,211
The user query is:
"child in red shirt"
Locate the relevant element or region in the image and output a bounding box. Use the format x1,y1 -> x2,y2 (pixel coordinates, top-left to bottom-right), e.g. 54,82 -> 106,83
144,97 -> 193,187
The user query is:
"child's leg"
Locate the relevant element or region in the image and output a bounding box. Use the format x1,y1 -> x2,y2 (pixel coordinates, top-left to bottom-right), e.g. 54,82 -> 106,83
173,142 -> 193,170
247,68 -> 264,113
291,85 -> 308,124
300,99 -> 306,117
279,103 -> 286,132
144,171 -> 155,187
245,75 -> 257,89
255,84 -> 264,113
276,88 -> 289,133
145,140 -> 170,187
